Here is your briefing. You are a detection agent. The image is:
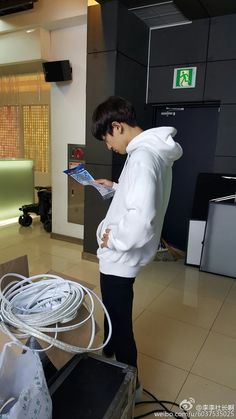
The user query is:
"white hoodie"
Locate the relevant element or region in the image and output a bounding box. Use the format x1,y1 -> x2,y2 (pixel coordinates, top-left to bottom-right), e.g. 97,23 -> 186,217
96,127 -> 183,277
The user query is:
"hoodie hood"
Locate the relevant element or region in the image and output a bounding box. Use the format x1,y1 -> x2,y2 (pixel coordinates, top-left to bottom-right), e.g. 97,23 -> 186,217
126,126 -> 183,166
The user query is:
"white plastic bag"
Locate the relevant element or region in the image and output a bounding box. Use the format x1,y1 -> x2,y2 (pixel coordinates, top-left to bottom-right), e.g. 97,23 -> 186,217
0,343 -> 52,419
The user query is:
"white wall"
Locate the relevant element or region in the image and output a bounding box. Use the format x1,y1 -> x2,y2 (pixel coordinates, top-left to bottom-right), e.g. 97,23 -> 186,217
0,28 -> 50,65
50,24 -> 87,239
0,0 -> 87,33
0,0 -> 88,238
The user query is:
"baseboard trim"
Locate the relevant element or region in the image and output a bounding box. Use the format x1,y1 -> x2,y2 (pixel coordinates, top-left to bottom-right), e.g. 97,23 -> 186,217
51,233 -> 83,245
82,252 -> 98,263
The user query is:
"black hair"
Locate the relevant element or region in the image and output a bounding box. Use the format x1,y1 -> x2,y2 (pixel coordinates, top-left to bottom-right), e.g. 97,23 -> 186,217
91,96 -> 138,141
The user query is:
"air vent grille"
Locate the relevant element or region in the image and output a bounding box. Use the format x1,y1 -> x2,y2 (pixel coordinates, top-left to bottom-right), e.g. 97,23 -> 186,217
129,1 -> 190,29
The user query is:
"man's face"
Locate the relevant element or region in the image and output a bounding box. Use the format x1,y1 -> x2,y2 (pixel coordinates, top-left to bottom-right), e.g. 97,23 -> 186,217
103,122 -> 127,155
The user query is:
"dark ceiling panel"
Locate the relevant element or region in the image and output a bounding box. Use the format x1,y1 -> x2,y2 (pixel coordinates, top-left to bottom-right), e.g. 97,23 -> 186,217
200,0 -> 236,17
174,0 -> 209,19
0,0 -> 37,16
97,0 -> 208,18
98,0 -> 236,20
97,0 -> 168,7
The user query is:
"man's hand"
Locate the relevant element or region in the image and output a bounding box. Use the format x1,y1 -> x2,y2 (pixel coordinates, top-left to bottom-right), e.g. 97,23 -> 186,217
101,228 -> 111,248
95,179 -> 113,188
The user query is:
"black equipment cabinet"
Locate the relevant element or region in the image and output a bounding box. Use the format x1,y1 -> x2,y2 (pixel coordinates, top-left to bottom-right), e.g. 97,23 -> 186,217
48,353 -> 136,419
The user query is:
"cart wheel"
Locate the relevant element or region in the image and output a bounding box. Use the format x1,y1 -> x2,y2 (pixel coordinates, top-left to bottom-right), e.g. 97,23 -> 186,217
19,214 -> 33,227
43,220 -> 52,233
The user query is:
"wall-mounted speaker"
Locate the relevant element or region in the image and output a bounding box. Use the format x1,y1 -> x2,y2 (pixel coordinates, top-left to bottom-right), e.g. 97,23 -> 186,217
42,60 -> 72,82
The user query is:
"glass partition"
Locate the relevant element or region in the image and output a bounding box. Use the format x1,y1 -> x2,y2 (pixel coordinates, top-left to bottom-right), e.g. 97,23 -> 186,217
0,159 -> 34,221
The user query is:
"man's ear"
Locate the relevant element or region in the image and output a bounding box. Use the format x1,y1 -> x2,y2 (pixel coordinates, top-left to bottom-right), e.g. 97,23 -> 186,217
112,121 -> 123,134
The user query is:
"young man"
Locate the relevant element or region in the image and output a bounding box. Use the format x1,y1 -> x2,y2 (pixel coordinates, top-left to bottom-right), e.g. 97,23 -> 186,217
92,96 -> 183,381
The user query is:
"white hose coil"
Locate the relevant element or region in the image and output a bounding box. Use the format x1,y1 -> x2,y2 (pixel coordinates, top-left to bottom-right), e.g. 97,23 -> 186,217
0,273 -> 112,353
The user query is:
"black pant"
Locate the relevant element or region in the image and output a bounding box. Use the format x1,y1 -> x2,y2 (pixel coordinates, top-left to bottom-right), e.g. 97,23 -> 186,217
100,272 -> 137,369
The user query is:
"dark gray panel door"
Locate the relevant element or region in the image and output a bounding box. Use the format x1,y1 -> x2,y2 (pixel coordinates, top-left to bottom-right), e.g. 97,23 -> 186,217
155,105 -> 219,250
148,63 -> 206,103
150,19 -> 209,67
204,61 -> 236,103
208,15 -> 236,61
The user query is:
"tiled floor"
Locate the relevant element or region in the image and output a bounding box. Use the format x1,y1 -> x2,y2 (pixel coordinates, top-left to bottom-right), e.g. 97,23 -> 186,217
0,219 -> 236,418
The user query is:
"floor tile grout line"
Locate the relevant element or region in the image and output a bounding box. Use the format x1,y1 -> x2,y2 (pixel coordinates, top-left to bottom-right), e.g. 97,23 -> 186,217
138,350 -> 191,374
136,305 -> 213,332
187,287 -> 235,380
208,277 -> 236,332
174,282 -> 236,402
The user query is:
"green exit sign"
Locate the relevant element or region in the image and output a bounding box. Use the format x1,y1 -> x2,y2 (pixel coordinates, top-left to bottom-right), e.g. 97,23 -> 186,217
173,67 -> 197,89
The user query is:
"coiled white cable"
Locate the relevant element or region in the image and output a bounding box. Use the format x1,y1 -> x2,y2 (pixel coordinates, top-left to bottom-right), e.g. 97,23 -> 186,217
0,273 -> 112,353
